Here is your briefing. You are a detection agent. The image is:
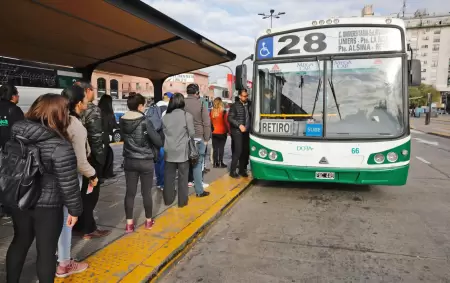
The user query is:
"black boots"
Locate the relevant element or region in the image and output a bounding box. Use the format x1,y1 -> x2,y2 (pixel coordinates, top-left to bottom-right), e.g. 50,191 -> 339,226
213,161 -> 228,168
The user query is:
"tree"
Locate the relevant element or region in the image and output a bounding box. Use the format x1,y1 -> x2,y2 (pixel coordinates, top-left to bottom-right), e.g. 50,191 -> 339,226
408,83 -> 440,107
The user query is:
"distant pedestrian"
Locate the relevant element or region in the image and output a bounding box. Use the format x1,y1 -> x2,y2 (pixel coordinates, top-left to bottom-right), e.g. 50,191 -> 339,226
210,97 -> 229,168
5,94 -> 82,283
184,84 -> 210,197
228,89 -> 251,178
0,83 -> 24,219
162,93 -> 195,207
98,94 -> 118,180
120,93 -> 162,233
154,92 -> 172,190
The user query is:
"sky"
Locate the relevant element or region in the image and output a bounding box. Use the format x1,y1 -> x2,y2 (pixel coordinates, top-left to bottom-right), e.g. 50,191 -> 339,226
143,0 -> 450,82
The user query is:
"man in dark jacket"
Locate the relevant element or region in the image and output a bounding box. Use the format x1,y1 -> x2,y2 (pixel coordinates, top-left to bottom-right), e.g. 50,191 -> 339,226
0,83 -> 24,218
228,89 -> 251,178
73,81 -> 110,239
0,84 -> 24,148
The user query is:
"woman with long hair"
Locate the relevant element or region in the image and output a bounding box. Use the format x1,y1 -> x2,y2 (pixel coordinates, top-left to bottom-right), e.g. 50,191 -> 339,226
5,94 -> 82,283
210,97 -> 229,168
120,93 -> 162,233
55,85 -> 99,278
162,93 -> 195,208
98,94 -> 118,180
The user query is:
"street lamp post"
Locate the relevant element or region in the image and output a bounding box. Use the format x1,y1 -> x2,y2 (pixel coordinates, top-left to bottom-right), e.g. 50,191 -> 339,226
258,9 -> 285,28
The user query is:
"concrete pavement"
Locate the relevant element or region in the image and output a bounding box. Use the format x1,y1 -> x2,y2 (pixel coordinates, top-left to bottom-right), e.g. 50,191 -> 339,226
160,132 -> 450,283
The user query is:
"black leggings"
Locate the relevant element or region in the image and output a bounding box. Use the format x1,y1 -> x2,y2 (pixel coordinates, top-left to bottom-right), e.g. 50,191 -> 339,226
124,158 -> 155,219
6,207 -> 63,283
212,134 -> 227,164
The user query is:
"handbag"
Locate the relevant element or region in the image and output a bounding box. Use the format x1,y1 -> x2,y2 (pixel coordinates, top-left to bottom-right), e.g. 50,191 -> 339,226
184,112 -> 199,165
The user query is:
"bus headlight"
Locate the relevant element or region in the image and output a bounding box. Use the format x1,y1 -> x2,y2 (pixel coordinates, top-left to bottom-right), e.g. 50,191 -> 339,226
387,152 -> 398,162
401,149 -> 408,156
333,19 -> 339,24
326,19 -> 332,24
251,146 -> 256,152
319,20 -> 325,25
268,151 -> 278,161
259,148 -> 268,158
374,153 -> 385,164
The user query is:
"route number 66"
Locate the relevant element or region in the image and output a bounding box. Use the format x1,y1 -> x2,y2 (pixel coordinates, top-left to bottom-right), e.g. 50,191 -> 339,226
278,32 -> 327,55
351,148 -> 360,154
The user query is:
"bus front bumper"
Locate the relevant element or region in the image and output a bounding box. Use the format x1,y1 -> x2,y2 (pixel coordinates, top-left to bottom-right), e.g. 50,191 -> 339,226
250,160 -> 409,186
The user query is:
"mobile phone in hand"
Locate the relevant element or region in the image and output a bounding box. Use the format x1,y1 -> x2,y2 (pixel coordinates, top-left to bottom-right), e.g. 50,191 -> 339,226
87,183 -> 94,194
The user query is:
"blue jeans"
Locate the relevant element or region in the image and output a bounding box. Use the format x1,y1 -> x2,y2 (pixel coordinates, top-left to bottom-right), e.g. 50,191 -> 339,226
57,174 -> 82,263
155,147 -> 165,187
193,140 -> 206,195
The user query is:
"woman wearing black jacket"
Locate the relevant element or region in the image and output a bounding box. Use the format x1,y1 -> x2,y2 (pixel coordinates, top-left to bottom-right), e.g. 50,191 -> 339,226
5,94 -> 82,283
120,93 -> 162,233
98,94 -> 118,179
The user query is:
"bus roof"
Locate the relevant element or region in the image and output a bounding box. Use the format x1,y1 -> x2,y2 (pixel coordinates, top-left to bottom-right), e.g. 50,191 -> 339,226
258,17 -> 405,38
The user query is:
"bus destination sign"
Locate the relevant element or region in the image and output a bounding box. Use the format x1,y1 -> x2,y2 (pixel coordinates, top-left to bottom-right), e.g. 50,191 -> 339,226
261,119 -> 294,136
257,27 -> 402,59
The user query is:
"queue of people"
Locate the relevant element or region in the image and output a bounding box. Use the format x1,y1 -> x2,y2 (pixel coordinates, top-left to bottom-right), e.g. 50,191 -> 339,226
0,81 -> 251,283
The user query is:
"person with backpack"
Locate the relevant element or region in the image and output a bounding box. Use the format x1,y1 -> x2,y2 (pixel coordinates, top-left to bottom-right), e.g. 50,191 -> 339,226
120,93 -> 163,233
152,92 -> 172,190
2,94 -> 82,283
210,97 -> 229,168
0,83 -> 24,220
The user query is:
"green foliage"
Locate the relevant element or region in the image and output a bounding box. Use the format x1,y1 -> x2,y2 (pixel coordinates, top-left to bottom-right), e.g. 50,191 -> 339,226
408,83 -> 440,107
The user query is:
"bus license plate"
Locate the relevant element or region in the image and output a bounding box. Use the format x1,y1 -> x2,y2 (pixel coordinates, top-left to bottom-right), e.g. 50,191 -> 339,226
315,172 -> 335,180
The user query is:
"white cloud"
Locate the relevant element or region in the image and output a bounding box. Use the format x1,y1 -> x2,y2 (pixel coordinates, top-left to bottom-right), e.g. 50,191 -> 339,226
143,0 -> 450,83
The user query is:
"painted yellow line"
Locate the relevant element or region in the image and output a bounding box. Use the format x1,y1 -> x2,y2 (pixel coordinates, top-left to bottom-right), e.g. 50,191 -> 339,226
111,141 -> 123,146
56,174 -> 252,283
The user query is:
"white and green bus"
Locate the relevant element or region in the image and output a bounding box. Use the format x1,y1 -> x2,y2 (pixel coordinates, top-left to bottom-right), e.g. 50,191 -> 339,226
235,17 -> 421,186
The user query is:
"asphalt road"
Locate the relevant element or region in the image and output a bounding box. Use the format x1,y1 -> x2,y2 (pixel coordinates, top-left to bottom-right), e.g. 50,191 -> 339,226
159,132 -> 450,283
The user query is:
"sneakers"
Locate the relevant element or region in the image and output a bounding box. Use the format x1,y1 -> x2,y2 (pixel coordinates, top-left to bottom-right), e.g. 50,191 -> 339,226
203,183 -> 210,188
188,182 -> 194,188
230,172 -> 240,179
196,191 -> 210,198
83,229 -> 111,240
125,223 -> 135,233
145,219 -> 155,229
239,171 -> 249,178
55,260 -> 88,278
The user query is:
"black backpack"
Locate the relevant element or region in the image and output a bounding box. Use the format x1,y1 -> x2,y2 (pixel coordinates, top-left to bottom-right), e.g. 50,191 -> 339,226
0,136 -> 43,210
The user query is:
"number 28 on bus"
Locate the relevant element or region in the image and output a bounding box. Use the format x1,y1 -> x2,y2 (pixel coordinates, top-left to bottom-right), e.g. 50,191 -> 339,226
234,17 -> 421,186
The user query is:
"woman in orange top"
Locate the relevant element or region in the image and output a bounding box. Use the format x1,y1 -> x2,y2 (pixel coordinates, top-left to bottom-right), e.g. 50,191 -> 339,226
210,97 -> 229,168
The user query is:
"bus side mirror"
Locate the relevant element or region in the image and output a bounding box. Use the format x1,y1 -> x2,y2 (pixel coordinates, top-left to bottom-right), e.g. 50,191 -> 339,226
235,64 -> 247,90
409,59 -> 421,87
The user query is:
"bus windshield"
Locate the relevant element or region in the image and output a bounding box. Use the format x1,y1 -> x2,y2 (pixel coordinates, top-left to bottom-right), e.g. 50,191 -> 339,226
255,57 -> 404,139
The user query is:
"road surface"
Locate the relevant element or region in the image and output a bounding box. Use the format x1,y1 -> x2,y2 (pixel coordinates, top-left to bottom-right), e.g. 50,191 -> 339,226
160,131 -> 450,283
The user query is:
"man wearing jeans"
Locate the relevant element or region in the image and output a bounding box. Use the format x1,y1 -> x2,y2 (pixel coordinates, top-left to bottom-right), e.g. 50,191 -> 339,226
184,84 -> 210,197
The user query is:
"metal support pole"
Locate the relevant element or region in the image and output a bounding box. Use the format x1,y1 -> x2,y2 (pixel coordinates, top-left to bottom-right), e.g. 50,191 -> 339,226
152,79 -> 164,103
425,92 -> 431,125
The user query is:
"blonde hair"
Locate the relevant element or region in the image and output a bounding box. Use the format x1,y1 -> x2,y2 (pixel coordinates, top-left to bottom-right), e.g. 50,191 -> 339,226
211,97 -> 224,118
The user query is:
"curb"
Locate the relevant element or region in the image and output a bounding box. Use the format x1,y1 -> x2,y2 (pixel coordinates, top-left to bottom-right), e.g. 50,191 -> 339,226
56,174 -> 253,283
411,127 -> 450,139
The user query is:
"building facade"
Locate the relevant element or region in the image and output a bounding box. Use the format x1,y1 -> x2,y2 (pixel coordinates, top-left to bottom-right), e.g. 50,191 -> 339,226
91,70 -> 211,99
403,12 -> 450,93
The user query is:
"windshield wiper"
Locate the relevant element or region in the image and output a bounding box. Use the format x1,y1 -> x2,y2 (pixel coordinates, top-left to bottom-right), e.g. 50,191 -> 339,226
311,58 -> 322,118
328,58 -> 342,120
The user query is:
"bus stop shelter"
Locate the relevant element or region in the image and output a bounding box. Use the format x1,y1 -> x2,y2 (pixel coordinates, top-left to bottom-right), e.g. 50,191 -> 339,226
0,0 -> 236,100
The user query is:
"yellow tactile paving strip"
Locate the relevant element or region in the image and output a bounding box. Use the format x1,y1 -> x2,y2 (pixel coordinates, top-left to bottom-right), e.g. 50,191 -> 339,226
56,174 -> 252,283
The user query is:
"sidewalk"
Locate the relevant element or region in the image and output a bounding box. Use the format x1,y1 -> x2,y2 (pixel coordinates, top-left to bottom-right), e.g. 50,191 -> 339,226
0,139 -> 252,283
410,116 -> 450,138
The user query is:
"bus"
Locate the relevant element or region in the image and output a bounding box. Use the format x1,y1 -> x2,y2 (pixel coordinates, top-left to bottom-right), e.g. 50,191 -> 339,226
235,17 -> 421,186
